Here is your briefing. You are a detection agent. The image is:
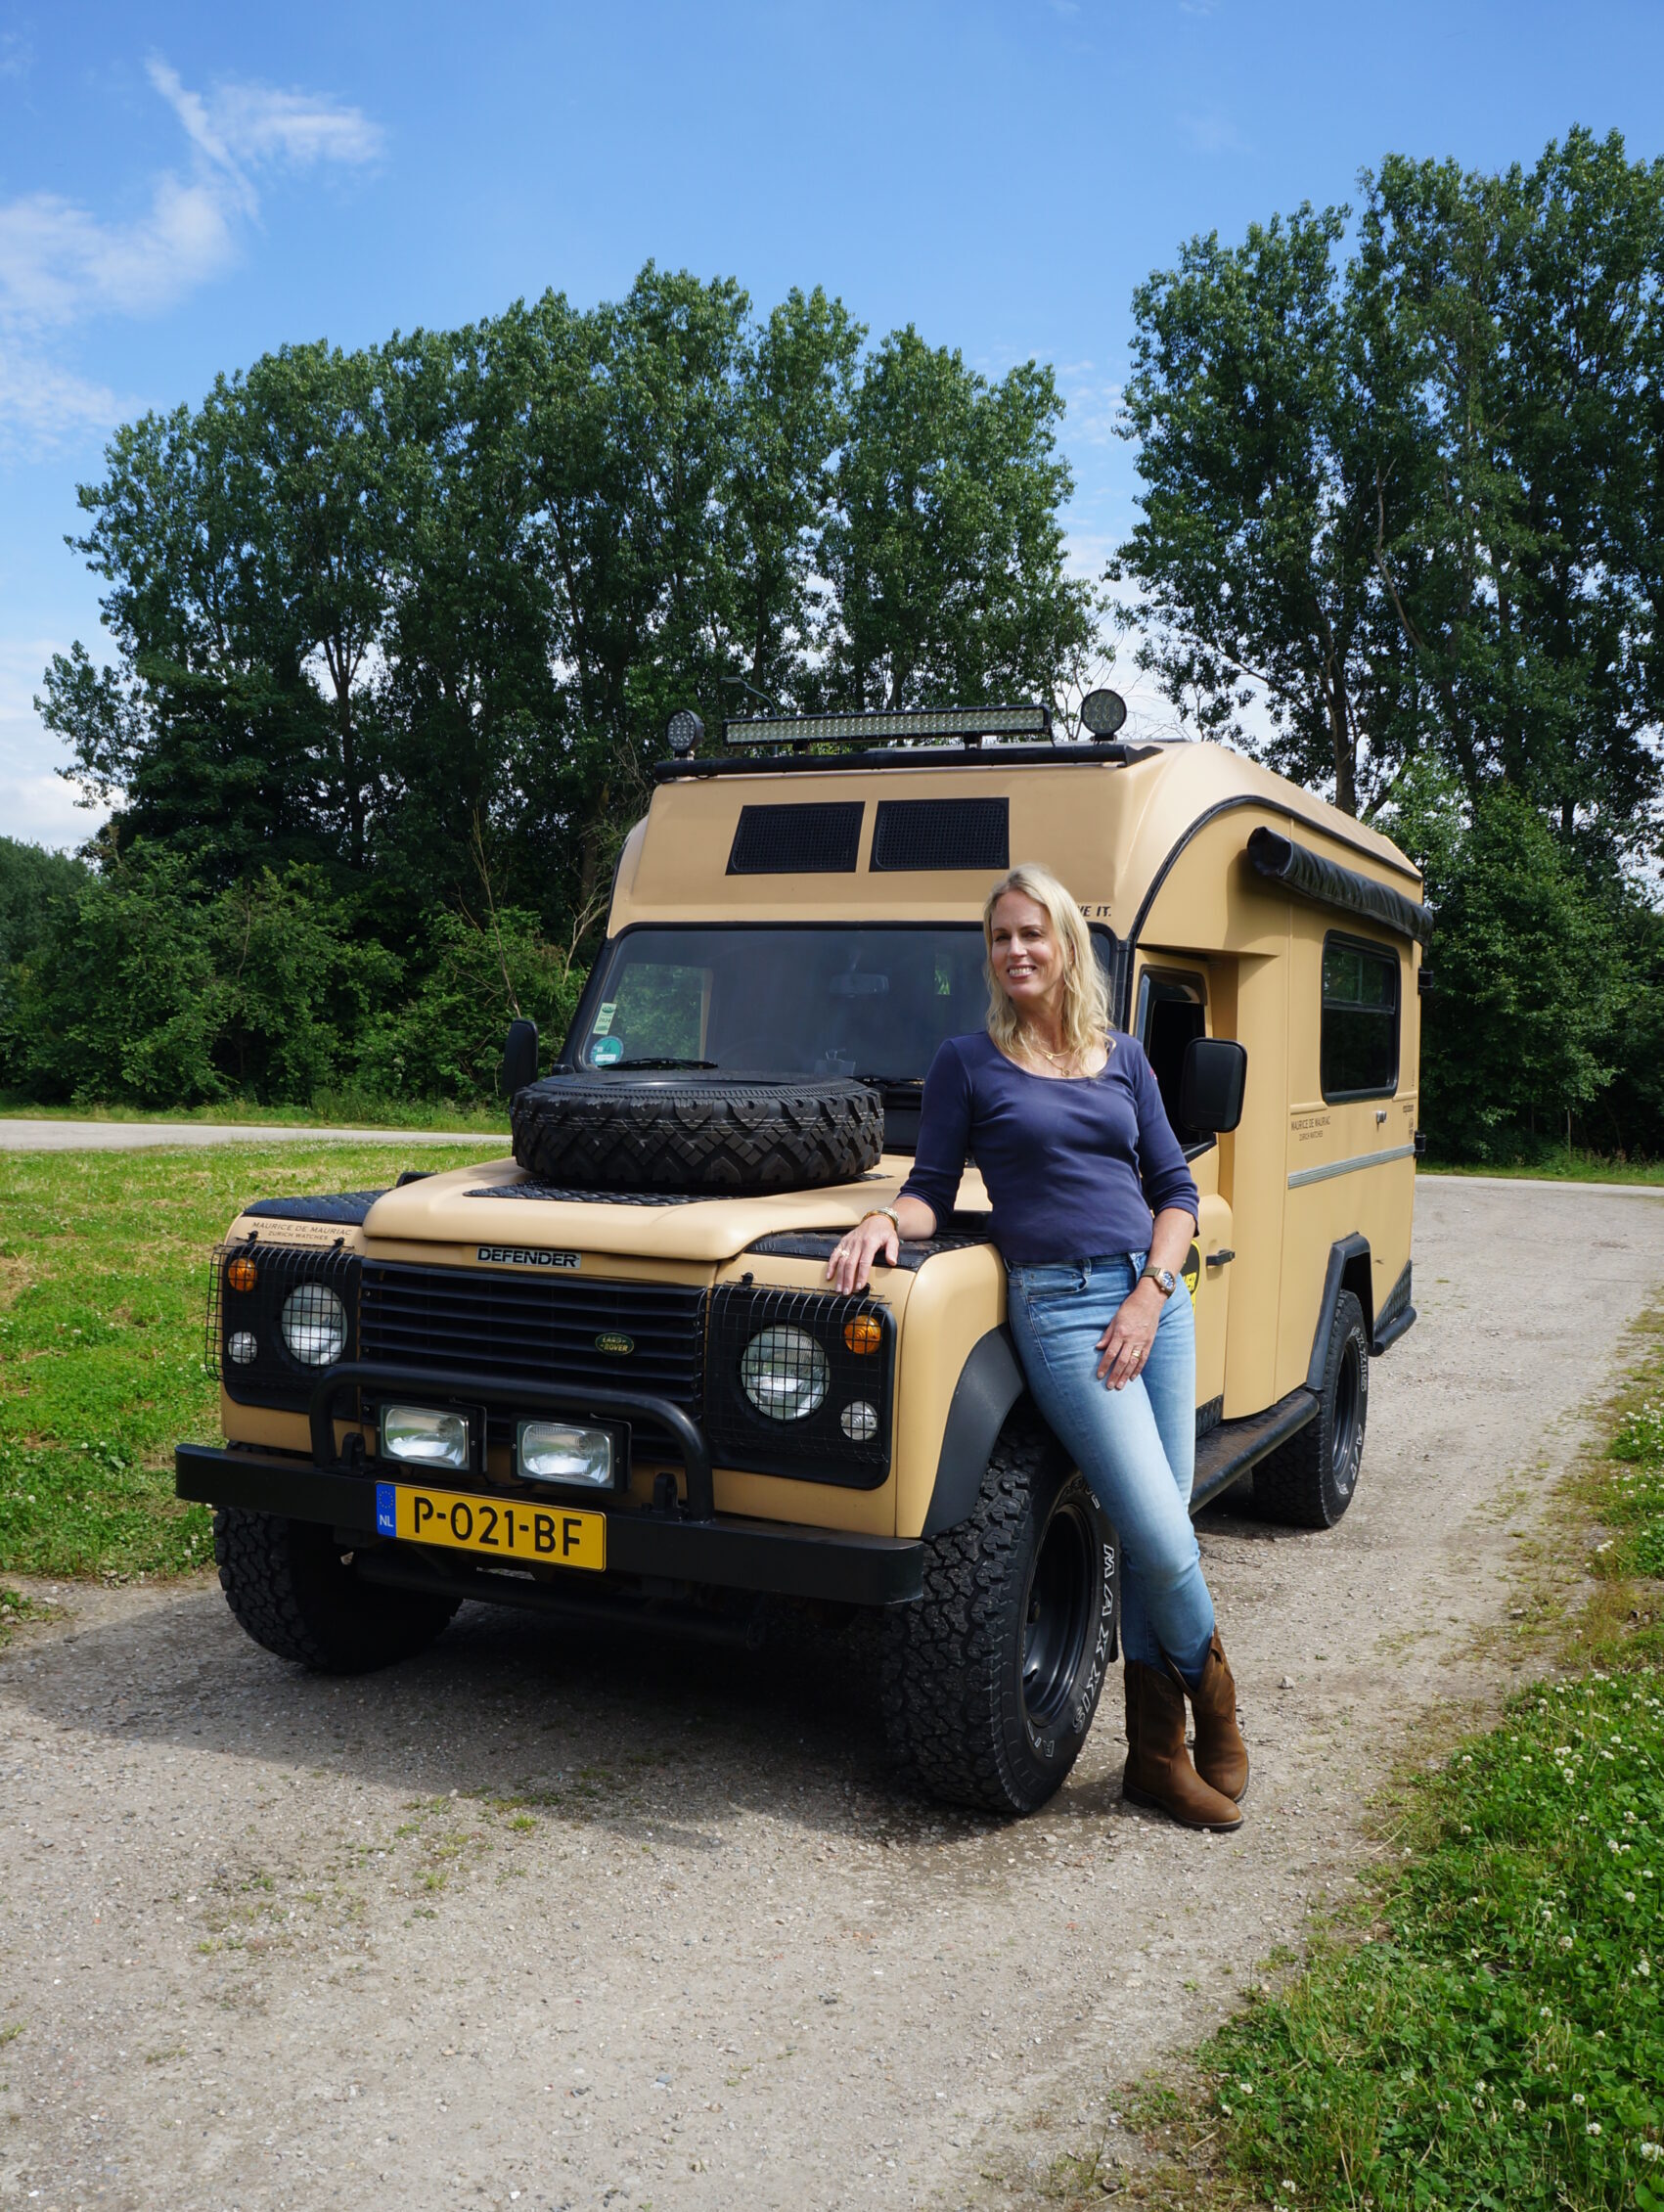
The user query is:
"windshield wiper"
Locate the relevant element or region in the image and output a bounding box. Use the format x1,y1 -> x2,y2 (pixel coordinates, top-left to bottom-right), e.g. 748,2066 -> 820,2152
607,1057 -> 719,1071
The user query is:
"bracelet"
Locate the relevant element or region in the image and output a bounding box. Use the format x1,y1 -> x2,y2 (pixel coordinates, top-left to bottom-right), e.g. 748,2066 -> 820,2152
862,1206 -> 901,1237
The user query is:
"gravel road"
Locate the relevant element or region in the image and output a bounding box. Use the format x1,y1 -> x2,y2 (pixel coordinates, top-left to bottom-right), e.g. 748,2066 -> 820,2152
0,1121 -> 503,1151
4,1178 -> 1663,2212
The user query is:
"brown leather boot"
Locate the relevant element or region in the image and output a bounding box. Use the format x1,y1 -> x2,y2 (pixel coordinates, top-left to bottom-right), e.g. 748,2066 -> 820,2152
1122,1662 -> 1242,1831
1167,1632 -> 1250,1803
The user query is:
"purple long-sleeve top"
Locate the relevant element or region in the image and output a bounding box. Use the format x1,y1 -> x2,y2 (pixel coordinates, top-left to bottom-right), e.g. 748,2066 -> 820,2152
897,1030 -> 1200,1265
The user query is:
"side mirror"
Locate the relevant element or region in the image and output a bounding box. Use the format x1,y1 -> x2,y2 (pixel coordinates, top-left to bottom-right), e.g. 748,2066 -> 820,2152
1180,1036 -> 1246,1135
501,1017 -> 539,1100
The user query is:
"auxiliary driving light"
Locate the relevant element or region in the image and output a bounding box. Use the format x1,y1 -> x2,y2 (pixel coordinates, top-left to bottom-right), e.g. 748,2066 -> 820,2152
227,1331 -> 257,1366
517,1420 -> 613,1488
840,1400 -> 879,1443
741,1324 -> 830,1422
279,1282 -> 347,1367
380,1404 -> 471,1471
1079,687 -> 1128,738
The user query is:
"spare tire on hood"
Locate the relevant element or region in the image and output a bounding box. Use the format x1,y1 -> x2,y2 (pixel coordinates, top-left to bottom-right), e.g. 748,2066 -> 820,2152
509,1071 -> 884,1195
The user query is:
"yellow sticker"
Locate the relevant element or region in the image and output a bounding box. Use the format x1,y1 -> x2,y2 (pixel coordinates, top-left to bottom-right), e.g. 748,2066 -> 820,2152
1182,1242 -> 1201,1303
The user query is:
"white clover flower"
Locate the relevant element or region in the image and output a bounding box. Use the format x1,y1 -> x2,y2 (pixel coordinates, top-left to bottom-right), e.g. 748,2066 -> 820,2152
1559,1934 -> 1575,1950
1640,2141 -> 1662,2162
1639,1959 -> 1652,1977
1573,2093 -> 1586,2106
1513,2098 -> 1527,2114
1587,2122 -> 1601,2137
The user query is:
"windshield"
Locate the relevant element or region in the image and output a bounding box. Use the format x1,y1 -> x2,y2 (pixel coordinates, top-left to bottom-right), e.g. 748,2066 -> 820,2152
570,926 -> 992,1082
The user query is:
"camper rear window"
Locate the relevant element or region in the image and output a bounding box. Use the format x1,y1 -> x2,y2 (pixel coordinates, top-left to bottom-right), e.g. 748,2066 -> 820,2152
1321,935 -> 1399,1101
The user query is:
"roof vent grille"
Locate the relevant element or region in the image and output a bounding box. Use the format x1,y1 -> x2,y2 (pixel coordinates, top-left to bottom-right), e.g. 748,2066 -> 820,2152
727,801 -> 864,875
870,796 -> 1010,873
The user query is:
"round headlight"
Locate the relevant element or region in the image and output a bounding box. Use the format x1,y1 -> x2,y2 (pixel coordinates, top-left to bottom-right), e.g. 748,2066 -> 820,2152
740,1324 -> 829,1422
227,1330 -> 258,1367
280,1283 -> 347,1367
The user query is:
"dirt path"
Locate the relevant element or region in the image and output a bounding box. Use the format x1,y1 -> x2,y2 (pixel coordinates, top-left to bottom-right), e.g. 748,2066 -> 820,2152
0,1120 -> 504,1151
4,1179 -> 1662,2212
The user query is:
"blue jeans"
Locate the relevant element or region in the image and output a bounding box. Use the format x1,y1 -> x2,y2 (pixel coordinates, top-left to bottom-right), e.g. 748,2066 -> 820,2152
1007,1251 -> 1214,1676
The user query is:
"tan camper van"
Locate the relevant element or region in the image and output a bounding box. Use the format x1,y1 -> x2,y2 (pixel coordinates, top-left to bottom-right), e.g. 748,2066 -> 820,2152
178,700 -> 1427,1814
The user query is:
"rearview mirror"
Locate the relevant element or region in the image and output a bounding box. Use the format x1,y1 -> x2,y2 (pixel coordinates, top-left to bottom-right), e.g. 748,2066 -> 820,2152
501,1017 -> 539,1099
1180,1036 -> 1246,1135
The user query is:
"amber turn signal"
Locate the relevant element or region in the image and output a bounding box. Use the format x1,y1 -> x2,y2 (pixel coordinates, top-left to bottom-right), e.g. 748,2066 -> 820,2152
842,1314 -> 882,1356
226,1256 -> 258,1293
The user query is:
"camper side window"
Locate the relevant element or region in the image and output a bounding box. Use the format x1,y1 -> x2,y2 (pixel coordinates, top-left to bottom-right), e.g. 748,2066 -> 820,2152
1136,970 -> 1207,1149
1321,934 -> 1399,1100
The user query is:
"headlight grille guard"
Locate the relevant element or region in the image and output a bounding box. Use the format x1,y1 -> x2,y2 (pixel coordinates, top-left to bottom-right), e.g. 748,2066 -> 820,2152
208,1238 -> 362,1410
704,1282 -> 894,1489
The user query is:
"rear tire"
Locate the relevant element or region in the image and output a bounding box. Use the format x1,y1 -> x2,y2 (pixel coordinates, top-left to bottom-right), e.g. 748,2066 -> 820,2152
880,1422 -> 1116,1815
1253,1288 -> 1369,1529
214,1508 -> 459,1673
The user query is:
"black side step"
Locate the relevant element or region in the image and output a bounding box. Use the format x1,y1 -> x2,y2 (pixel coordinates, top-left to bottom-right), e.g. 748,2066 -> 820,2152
1191,1387 -> 1319,1512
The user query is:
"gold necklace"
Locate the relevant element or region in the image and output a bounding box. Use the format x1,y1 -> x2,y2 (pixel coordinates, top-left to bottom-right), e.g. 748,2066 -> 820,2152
1021,1028 -> 1077,1069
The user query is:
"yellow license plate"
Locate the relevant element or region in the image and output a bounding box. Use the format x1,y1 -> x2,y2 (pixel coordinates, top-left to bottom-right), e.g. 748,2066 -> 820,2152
376,1480 -> 606,1570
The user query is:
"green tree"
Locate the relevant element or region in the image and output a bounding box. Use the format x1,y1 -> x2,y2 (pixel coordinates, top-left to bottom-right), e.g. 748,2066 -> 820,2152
1118,130 -> 1664,842
1398,776 -> 1625,1157
1114,204 -> 1398,814
821,328 -> 1095,711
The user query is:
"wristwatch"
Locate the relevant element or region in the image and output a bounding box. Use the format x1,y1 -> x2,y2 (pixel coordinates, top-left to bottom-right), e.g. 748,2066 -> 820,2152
864,1206 -> 902,1237
1141,1264 -> 1178,1299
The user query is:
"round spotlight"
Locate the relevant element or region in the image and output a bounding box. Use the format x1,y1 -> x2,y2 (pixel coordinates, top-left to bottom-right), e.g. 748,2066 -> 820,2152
667,708 -> 704,757
1080,688 -> 1128,739
740,1325 -> 830,1422
227,1331 -> 258,1367
280,1283 -> 347,1368
840,1400 -> 879,1443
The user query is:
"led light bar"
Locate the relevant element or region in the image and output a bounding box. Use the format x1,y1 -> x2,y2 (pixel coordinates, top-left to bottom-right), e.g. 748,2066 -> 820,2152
722,704 -> 1052,747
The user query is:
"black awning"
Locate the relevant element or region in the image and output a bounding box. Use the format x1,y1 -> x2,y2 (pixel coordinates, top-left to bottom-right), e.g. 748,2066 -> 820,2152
1246,826 -> 1432,945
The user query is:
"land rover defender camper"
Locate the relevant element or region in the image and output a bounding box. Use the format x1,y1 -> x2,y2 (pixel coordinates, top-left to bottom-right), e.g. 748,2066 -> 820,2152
178,700 -> 1427,1813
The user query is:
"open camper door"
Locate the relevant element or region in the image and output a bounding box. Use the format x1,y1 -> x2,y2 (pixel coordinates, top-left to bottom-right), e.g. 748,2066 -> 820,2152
1132,957 -> 1232,1423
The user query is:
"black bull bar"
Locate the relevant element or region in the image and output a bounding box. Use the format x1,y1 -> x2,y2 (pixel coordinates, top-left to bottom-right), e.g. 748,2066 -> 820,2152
175,1361 -> 922,1608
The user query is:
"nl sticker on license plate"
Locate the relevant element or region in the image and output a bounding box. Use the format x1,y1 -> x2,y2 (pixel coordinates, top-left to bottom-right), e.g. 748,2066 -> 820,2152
375,1482 -> 606,1570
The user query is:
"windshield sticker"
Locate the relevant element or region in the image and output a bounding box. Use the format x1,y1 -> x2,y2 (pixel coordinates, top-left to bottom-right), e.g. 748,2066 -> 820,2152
591,1036 -> 624,1066
592,1002 -> 617,1036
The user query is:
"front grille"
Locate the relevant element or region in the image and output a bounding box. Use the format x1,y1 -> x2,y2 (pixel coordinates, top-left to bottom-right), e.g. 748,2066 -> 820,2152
358,1263 -> 707,1442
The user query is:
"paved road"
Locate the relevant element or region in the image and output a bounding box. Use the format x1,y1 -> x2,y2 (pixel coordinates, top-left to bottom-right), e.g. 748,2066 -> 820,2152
0,1118 -> 506,1151
2,1178 -> 1662,2212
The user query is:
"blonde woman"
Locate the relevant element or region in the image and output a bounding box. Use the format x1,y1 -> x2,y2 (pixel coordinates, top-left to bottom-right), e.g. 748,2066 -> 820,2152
828,864 -> 1248,1830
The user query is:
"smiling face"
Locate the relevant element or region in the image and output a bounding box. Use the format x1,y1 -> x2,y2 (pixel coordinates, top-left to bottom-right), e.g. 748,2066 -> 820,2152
988,889 -> 1068,1023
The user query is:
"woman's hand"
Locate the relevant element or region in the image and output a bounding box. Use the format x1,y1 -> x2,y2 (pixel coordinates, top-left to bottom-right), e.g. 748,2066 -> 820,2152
827,1213 -> 899,1293
1096,1279 -> 1162,1390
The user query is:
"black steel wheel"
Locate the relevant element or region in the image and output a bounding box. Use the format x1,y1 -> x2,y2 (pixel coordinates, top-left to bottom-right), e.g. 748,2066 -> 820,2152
880,1421 -> 1117,1815
214,1508 -> 459,1673
1253,1289 -> 1370,1529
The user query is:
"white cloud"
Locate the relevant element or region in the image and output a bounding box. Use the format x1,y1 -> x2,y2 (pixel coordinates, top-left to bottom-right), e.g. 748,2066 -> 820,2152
0,58 -> 382,444
0,341 -> 127,454
0,636 -> 110,850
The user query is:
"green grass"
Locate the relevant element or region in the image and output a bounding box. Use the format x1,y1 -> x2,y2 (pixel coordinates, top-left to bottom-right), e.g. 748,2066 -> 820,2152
0,1142 -> 498,1579
1119,1347 -> 1664,2212
1422,1151 -> 1664,1187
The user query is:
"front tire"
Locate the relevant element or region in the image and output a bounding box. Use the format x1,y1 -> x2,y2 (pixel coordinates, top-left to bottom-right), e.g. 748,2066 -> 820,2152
880,1421 -> 1116,1815
1253,1288 -> 1369,1528
214,1509 -> 459,1673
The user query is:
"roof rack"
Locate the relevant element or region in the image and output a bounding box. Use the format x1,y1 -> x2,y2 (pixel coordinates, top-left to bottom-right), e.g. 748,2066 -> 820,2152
653,738 -> 1163,783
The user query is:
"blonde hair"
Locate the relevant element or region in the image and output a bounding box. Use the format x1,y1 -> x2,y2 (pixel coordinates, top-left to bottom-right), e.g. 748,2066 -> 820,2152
982,863 -> 1112,1062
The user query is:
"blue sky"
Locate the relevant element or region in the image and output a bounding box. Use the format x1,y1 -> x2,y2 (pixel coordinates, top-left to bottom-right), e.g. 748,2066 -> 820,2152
3,0 -> 1662,847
